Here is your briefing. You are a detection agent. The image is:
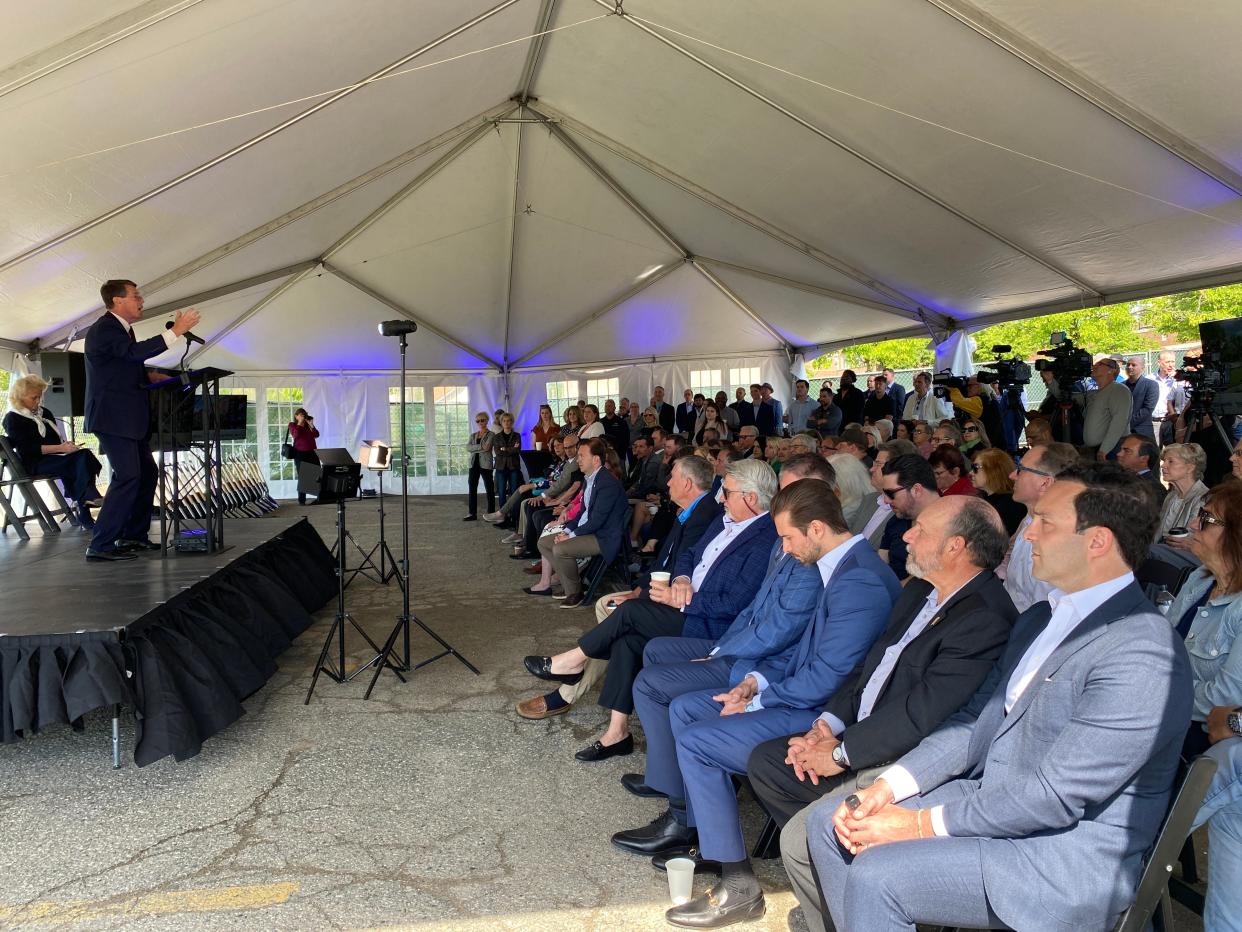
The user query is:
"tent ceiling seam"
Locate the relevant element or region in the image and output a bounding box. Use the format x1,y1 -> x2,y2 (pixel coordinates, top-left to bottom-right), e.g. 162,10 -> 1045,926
690,260 -> 789,351
922,0 -> 1242,197
0,0 -> 526,277
500,113 -> 526,366
186,266 -> 317,365
517,0 -> 560,100
600,1 -> 1104,300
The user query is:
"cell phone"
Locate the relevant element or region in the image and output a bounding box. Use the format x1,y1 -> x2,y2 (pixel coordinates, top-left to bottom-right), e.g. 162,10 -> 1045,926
605,600 -> 618,610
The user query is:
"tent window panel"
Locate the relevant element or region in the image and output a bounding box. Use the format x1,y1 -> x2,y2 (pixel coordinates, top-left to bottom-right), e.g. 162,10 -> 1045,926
545,380 -> 580,416
728,367 -> 761,394
585,377 -> 619,412
690,369 -> 723,399
266,387 -> 305,481
220,387 -> 258,462
388,387 -> 428,479
433,386 -> 471,477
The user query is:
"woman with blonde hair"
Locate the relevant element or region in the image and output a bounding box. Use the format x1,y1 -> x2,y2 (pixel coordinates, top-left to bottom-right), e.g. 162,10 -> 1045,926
3,374 -> 103,526
827,452 -> 875,534
1159,442 -> 1210,544
559,405 -> 582,438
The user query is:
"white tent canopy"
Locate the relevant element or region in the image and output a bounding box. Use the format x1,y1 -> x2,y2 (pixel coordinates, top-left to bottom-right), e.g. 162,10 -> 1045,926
2,0 -> 1241,375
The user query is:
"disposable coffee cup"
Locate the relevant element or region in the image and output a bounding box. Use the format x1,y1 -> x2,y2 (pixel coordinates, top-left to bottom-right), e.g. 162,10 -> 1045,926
650,572 -> 671,585
1166,527 -> 1190,540
665,856 -> 695,905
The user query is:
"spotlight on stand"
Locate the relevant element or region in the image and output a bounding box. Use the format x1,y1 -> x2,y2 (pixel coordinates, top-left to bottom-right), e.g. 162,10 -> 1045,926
379,320 -> 418,337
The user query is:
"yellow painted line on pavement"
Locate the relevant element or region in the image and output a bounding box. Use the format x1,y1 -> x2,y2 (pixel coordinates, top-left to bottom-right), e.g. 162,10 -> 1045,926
0,881 -> 299,926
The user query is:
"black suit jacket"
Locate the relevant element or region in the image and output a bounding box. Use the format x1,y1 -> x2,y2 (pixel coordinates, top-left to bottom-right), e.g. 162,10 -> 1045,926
735,400 -> 776,435
84,312 -> 170,439
653,401 -> 676,433
638,494 -> 723,594
836,385 -> 865,426
822,571 -> 1017,771
676,402 -> 699,436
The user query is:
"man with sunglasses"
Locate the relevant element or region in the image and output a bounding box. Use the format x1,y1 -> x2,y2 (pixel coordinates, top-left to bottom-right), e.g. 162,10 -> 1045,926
1002,442 -> 1080,612
877,455 -> 939,581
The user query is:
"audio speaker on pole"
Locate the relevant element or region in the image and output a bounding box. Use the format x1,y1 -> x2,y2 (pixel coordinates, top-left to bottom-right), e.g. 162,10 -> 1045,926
40,351 -> 87,419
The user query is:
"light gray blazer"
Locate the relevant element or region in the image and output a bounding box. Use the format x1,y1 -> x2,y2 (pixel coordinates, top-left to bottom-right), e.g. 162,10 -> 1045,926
466,429 -> 493,470
896,583 -> 1192,930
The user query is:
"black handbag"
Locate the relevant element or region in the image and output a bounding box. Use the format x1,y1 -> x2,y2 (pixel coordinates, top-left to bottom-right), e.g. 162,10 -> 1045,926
280,427 -> 295,460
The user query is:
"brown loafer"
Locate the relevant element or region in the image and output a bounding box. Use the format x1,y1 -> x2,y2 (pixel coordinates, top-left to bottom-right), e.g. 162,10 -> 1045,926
523,564 -> 543,575
516,694 -> 570,720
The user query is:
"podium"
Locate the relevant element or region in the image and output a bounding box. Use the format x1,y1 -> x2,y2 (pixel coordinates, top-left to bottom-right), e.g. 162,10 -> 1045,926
145,367 -> 234,556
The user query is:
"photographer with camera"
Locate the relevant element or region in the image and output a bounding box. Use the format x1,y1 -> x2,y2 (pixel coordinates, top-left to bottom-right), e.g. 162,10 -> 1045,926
937,375 -> 1004,454
1042,348 -> 1131,460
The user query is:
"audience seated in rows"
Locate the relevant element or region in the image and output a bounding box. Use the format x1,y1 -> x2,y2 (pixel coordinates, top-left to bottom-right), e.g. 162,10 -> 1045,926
969,447 -> 1025,536
928,444 -> 977,497
999,441 -> 1079,613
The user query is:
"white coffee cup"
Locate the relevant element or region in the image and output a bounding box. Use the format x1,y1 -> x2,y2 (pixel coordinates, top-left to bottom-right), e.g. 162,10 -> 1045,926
650,571 -> 671,585
665,856 -> 695,905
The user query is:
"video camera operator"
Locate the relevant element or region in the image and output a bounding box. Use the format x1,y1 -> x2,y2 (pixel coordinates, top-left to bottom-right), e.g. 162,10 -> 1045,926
1046,357 -> 1132,461
935,374 -> 1005,454
1173,339 -> 1240,486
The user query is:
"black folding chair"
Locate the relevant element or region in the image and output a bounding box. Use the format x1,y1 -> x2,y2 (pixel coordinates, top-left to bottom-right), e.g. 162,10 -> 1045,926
0,436 -> 78,532
1136,556 -> 1193,601
0,435 -> 67,538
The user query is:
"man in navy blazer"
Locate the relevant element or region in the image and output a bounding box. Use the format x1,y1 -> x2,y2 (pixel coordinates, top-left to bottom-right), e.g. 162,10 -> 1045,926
524,459 -> 779,762
84,280 -> 199,561
808,465 -> 1192,932
634,479 -> 900,927
536,437 -> 627,609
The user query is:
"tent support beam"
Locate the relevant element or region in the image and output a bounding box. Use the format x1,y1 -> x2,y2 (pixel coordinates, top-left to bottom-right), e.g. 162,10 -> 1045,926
186,266 -> 319,365
597,0 -> 1104,300
325,264 -> 504,371
500,114 -> 525,365
134,261 -> 318,328
799,324 -> 941,357
516,0 -> 560,101
536,104 -> 950,329
690,260 -> 790,352
0,0 -> 526,277
0,0 -> 208,101
695,257 -> 928,323
1,337 -> 32,354
510,260 -> 684,367
923,0 -> 1242,197
34,103 -> 516,351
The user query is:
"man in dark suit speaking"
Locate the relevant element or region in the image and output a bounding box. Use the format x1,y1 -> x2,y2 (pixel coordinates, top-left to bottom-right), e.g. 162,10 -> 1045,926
84,279 -> 199,561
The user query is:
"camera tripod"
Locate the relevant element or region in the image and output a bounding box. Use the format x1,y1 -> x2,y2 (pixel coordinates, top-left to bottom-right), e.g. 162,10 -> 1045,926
340,468 -> 403,590
305,497 -> 407,703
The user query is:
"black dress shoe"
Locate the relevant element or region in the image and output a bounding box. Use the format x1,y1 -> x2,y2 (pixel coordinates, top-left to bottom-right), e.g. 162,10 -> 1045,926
621,772 -> 666,798
462,515 -> 477,521
86,548 -> 137,562
522,586 -> 556,597
115,538 -> 160,552
509,551 -> 536,560
666,884 -> 765,928
652,847 -> 722,875
611,808 -> 697,855
523,655 -> 583,684
576,734 -> 633,761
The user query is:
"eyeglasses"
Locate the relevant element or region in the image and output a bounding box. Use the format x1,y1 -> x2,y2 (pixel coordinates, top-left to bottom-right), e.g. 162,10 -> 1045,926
1197,507 -> 1226,529
970,463 -> 982,473
963,425 -> 979,433
1015,462 -> 1053,478
644,413 -> 656,418
882,487 -> 904,500
722,487 -> 747,497
1231,448 -> 1242,459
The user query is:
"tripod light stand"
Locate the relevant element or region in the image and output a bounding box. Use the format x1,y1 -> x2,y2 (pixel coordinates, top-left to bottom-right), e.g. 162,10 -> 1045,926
366,320 -> 479,699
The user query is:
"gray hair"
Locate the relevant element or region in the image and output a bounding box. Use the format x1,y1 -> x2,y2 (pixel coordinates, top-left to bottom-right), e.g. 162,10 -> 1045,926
726,458 -> 778,510
827,453 -> 873,516
8,374 -> 48,411
787,433 -> 818,454
879,439 -> 918,458
944,497 -> 1009,571
1162,442 -> 1207,480
673,452 -> 715,492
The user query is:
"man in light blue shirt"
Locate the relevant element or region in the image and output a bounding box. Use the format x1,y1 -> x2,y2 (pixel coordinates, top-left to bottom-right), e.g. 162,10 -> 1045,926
785,379 -> 816,434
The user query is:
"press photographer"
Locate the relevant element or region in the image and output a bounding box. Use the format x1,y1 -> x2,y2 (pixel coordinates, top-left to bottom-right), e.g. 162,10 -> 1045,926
930,367 -> 1004,451
1172,316 -> 1242,484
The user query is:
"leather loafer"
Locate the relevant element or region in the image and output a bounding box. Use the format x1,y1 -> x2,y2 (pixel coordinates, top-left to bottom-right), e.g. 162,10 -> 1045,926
509,552 -> 536,560
559,594 -> 585,609
611,808 -> 696,855
621,772 -> 666,798
666,885 -> 765,928
86,548 -> 137,562
523,656 -> 583,684
115,538 -> 160,552
522,586 -> 556,597
576,734 -> 633,761
652,847 -> 722,876
515,694 -> 569,720
462,515 -> 477,521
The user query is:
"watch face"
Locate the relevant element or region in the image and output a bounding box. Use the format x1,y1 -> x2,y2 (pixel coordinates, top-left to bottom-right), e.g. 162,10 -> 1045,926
1229,712 -> 1242,735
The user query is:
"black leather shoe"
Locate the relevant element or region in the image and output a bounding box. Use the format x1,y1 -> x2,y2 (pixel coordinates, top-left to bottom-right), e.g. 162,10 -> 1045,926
611,808 -> 697,855
666,885 -> 765,928
575,734 -> 633,761
652,847 -> 722,876
86,548 -> 137,562
523,655 -> 583,684
462,515 -> 477,521
509,552 -> 536,560
621,772 -> 666,798
522,586 -> 557,597
115,538 -> 160,552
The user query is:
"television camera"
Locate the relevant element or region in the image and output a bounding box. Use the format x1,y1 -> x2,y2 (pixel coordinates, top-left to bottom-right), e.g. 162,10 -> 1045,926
1032,331 -> 1093,386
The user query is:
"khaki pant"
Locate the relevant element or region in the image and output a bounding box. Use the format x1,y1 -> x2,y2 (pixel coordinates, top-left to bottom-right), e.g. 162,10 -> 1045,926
537,532 -> 600,597
556,594 -> 615,704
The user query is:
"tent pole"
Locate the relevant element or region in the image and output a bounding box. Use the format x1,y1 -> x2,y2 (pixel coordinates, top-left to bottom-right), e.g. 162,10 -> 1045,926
500,114 -> 525,364
0,0 -> 527,277
516,0 -> 560,101
691,260 -> 789,352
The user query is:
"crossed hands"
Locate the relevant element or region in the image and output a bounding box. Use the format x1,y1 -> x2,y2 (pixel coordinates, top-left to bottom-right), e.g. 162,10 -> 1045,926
784,719 -> 843,785
712,675 -> 757,716
830,779 -> 928,855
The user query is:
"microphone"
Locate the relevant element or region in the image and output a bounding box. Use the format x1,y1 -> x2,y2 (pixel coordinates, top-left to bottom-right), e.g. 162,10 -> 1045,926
166,319 -> 205,345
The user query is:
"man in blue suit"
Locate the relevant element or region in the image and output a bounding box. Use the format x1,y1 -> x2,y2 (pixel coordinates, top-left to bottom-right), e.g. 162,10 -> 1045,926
84,280 -> 199,561
623,479 -> 901,927
808,464 -> 1192,932
524,459 -> 779,762
536,437 -> 628,609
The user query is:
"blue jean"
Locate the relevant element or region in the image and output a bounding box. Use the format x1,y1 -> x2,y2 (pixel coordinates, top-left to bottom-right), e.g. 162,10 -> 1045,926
1193,737 -> 1242,932
494,468 -> 521,507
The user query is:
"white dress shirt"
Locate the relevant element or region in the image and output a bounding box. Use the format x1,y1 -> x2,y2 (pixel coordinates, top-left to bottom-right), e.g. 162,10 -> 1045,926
683,512 -> 765,592
111,311 -> 182,349
563,467 -> 599,538
881,571 -> 1135,835
860,495 -> 891,541
1002,516 -> 1054,614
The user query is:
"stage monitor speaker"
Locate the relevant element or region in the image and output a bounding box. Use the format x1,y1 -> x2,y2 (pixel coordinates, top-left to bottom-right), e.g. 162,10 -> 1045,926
40,351 -> 86,419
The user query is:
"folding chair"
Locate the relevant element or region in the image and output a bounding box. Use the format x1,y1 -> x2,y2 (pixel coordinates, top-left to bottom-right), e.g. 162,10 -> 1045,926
1135,557 -> 1193,601
0,436 -> 55,538
0,436 -> 78,532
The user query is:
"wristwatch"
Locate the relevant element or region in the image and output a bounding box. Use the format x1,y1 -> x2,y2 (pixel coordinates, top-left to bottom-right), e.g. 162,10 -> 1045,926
1228,710 -> 1242,736
831,743 -> 849,770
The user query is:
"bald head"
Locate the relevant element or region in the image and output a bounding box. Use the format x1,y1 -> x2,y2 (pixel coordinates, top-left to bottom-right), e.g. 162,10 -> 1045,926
904,496 -> 1008,588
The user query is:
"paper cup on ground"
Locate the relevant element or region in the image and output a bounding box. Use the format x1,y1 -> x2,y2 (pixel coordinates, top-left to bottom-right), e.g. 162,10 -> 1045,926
650,572 -> 671,585
665,856 -> 695,905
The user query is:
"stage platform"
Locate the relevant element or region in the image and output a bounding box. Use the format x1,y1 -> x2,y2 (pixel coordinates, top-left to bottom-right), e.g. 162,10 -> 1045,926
0,516 -> 336,766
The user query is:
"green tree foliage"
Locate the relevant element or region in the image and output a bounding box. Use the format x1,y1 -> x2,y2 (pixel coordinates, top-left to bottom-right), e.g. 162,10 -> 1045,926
1143,284 -> 1242,341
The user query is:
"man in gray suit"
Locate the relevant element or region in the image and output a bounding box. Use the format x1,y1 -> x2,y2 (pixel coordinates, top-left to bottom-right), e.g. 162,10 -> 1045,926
802,463 -> 1191,932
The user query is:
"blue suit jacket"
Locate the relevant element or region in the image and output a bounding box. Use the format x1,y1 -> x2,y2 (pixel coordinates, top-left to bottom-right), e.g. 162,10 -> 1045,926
84,313 -> 169,439
676,513 -> 779,640
564,467 -> 628,563
709,541 -> 823,681
1127,376 -> 1160,437
897,583 -> 1192,930
748,539 -> 901,711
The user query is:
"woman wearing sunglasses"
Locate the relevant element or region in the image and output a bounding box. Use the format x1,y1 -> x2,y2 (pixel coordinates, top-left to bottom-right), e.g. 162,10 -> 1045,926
969,447 -> 1024,535
959,417 -> 991,461
464,412 -> 495,521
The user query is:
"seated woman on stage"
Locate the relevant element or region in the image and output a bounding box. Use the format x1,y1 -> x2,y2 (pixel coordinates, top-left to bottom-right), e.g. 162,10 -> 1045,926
3,374 -> 103,527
